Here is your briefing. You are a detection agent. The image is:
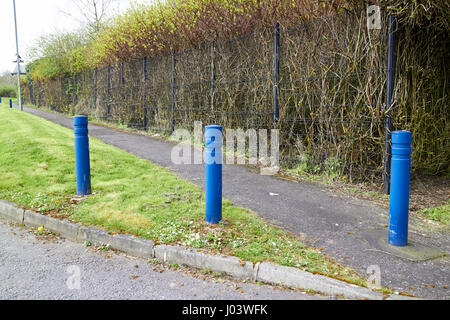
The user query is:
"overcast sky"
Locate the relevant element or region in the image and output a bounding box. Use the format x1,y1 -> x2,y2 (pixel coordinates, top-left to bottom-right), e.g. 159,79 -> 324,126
0,0 -> 139,74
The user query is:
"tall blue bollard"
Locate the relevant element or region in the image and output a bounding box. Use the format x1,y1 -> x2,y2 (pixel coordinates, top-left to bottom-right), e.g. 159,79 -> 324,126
388,130 -> 412,246
205,125 -> 223,224
74,116 -> 91,196
9,99 -> 12,108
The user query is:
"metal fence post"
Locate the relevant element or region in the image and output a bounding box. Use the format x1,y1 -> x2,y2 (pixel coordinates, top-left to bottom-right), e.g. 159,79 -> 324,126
211,40 -> 216,123
61,77 -> 66,111
388,130 -> 411,246
384,13 -> 397,195
120,62 -> 125,100
273,22 -> 280,125
143,56 -> 148,130
205,125 -> 223,224
107,65 -> 111,119
74,74 -> 79,106
74,116 -> 91,196
29,79 -> 34,105
171,50 -> 176,133
93,68 -> 97,111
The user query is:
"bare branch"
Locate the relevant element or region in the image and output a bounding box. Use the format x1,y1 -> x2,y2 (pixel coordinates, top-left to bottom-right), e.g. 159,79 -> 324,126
58,0 -> 119,34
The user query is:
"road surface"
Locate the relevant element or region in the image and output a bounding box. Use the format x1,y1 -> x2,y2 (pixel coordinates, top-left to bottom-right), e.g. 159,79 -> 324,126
0,219 -> 328,300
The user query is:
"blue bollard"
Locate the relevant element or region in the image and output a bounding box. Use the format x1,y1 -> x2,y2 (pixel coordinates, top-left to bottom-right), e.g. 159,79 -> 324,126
74,116 -> 91,196
388,130 -> 412,246
9,99 -> 12,108
0,97 -> 2,103
205,125 -> 223,224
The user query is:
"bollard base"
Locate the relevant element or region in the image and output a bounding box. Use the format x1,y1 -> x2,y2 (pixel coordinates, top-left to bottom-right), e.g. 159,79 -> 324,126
206,217 -> 222,225
383,239 -> 447,261
388,235 -> 407,247
363,229 -> 446,262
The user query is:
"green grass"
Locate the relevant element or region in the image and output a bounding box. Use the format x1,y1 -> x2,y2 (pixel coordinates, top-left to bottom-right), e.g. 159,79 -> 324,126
418,203 -> 450,224
1,96 -> 17,104
0,103 -> 366,286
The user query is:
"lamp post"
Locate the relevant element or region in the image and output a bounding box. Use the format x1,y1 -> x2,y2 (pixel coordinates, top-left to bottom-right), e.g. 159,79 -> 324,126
13,0 -> 23,111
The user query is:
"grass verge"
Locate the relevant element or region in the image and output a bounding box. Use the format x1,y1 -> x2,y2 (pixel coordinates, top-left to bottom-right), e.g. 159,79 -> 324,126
418,203 -> 450,225
0,102 -> 368,286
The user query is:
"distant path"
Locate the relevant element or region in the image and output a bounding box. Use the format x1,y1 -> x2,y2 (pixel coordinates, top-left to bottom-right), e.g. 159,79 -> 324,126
23,106 -> 450,299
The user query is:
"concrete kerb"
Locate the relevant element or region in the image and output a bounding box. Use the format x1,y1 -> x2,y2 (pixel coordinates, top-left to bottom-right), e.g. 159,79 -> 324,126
257,262 -> 383,300
23,210 -> 80,242
77,226 -> 154,259
154,245 -> 254,280
0,199 -> 24,224
0,199 -> 414,300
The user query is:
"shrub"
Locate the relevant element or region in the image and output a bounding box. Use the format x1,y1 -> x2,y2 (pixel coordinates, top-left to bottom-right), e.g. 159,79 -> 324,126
0,85 -> 16,98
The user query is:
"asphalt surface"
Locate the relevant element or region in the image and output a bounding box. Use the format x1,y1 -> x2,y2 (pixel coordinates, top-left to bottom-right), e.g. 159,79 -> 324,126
0,219 -> 328,300
17,107 -> 450,299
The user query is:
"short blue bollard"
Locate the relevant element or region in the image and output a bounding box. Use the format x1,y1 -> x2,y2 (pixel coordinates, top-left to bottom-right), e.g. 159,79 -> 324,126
9,99 -> 12,108
0,97 -> 2,103
388,130 -> 412,246
74,116 -> 91,196
205,125 -> 223,224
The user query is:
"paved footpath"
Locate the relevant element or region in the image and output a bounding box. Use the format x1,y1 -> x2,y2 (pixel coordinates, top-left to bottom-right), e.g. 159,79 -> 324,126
0,219 -> 327,300
21,107 -> 450,299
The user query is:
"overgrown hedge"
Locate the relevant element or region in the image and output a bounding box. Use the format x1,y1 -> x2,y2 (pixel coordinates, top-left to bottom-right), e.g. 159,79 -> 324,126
23,0 -> 449,181
0,85 -> 16,98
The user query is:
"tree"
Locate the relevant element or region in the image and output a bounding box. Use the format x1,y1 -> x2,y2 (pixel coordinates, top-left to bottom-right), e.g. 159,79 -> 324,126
0,71 -> 16,86
60,0 -> 119,35
27,30 -> 90,79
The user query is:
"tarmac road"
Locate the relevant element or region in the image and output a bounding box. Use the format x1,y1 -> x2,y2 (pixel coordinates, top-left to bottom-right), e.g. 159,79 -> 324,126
0,219 -> 328,300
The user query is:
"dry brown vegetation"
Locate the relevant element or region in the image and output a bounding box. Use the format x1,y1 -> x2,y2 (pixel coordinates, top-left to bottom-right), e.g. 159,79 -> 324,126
23,0 -> 449,182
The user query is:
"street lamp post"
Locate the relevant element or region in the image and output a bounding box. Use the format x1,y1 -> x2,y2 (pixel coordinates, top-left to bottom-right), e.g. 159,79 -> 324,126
13,0 -> 23,111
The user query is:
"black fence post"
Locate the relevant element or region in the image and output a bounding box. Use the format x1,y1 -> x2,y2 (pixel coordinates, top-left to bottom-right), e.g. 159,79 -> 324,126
93,68 -> 97,112
211,40 -> 216,124
61,77 -> 66,111
107,65 -> 111,119
120,62 -> 125,100
273,22 -> 280,125
171,50 -> 176,133
29,79 -> 34,105
143,56 -> 148,130
384,13 -> 397,195
74,73 -> 79,107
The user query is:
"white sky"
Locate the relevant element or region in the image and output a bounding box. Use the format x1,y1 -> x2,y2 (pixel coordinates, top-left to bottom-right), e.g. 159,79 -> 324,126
0,0 -> 138,74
